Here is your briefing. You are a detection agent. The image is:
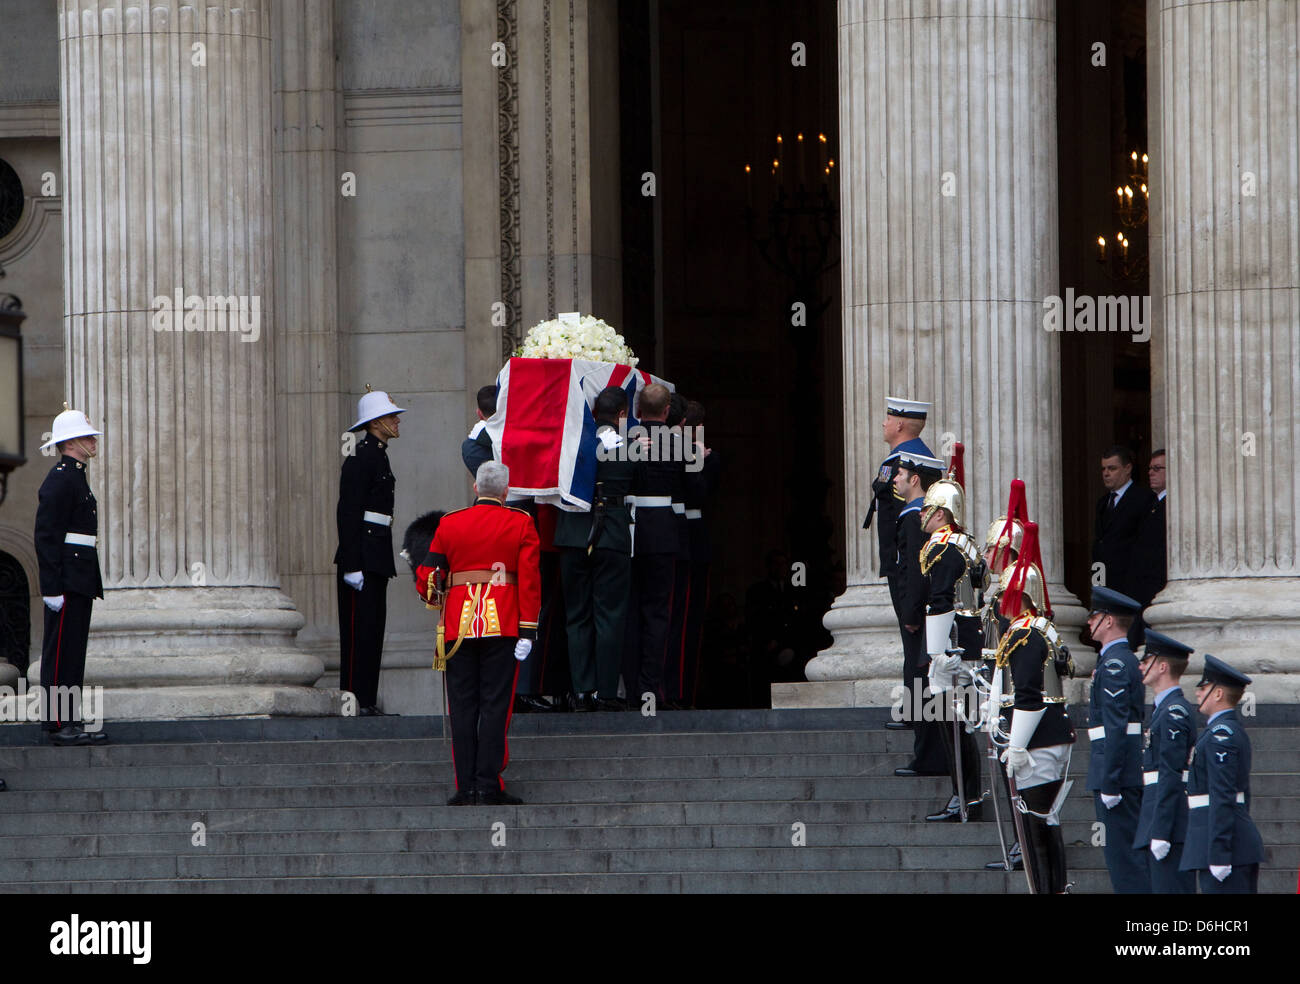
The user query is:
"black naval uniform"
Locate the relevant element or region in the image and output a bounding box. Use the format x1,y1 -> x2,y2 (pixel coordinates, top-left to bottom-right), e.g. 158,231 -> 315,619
1086,637 -> 1150,893
920,526 -> 983,807
34,456 -> 104,732
334,431 -> 397,710
997,615 -> 1076,894
1133,686 -> 1197,893
624,420 -> 684,704
1179,708 -> 1264,893
555,421 -> 641,701
894,499 -> 946,771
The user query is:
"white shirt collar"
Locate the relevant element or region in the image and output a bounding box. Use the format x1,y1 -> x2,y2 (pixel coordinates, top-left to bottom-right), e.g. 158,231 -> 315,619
1109,478 -> 1133,503
1154,685 -> 1181,708
1158,489 -> 1167,501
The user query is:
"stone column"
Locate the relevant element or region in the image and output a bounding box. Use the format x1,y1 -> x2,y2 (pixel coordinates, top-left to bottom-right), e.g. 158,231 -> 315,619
785,0 -> 1085,708
1145,0 -> 1300,702
53,0 -> 333,718
272,1 -> 342,674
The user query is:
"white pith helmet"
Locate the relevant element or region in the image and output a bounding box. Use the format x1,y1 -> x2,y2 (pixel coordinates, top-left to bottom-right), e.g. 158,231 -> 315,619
40,403 -> 102,451
349,385 -> 406,432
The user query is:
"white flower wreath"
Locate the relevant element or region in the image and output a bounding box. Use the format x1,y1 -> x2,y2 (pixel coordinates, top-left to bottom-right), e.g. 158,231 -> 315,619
514,312 -> 638,367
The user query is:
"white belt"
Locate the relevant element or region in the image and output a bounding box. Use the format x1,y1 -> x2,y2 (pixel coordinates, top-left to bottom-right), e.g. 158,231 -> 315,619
671,502 -> 685,514
64,533 -> 97,547
633,496 -> 672,508
1188,792 -> 1245,808
363,511 -> 392,527
1088,722 -> 1141,740
1143,771 -> 1158,786
685,509 -> 702,520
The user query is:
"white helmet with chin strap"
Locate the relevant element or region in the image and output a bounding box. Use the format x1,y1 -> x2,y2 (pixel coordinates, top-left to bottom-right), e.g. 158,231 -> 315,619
40,403 -> 102,452
349,385 -> 407,432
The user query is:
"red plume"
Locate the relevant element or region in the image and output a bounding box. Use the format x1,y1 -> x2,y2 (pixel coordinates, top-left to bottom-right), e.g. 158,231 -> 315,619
950,442 -> 965,490
1000,520 -> 1052,619
991,479 -> 1028,571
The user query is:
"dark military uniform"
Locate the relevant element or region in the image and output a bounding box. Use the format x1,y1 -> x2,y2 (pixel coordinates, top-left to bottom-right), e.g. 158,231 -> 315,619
1179,656 -> 1264,894
34,455 -> 104,732
920,524 -> 983,811
624,420 -> 684,704
334,432 -> 397,710
554,422 -> 642,701
996,613 -> 1076,893
681,447 -> 720,706
1133,685 -> 1197,893
1086,635 -> 1149,893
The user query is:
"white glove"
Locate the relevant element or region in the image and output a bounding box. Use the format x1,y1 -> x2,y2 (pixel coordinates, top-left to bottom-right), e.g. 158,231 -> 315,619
1101,792 -> 1122,810
514,638 -> 532,662
928,652 -> 962,692
43,595 -> 66,612
1001,746 -> 1032,772
1149,839 -> 1171,861
343,571 -> 364,591
1210,864 -> 1232,882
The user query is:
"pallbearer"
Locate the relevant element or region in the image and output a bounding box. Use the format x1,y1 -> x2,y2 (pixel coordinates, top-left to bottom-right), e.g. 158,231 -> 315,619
335,386 -> 405,715
34,404 -> 108,746
1132,629 -> 1197,893
1179,654 -> 1264,894
994,523 -> 1075,894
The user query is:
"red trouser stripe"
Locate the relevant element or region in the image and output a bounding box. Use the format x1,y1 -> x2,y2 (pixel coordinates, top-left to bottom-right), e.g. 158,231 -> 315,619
499,657 -> 522,790
52,605 -> 66,728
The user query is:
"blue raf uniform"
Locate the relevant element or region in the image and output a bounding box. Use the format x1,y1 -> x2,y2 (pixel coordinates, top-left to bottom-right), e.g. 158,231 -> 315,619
1132,629 -> 1197,893
1084,586 -> 1149,893
1179,654 -> 1264,894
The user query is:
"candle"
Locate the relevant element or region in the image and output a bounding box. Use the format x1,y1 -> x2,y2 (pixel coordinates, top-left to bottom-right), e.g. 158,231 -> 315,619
745,164 -> 752,207
797,132 -> 806,186
818,133 -> 827,173
1097,236 -> 1106,262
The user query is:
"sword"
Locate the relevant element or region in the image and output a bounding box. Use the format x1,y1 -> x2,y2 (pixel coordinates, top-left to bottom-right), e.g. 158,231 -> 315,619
970,660 -> 1012,868
1006,769 -> 1038,895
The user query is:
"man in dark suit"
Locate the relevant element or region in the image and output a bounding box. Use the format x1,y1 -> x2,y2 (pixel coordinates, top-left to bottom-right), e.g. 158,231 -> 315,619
555,386 -> 642,710
1091,445 -> 1156,602
461,385 -> 496,479
1131,449 -> 1168,619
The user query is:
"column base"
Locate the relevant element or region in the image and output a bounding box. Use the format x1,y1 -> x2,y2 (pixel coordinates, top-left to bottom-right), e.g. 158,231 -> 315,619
1147,577 -> 1300,703
780,580 -> 1089,708
26,586 -> 332,720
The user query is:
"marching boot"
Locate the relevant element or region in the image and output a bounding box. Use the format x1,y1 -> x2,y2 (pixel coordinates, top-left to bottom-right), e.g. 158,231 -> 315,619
986,840 -> 1023,871
926,794 -> 962,822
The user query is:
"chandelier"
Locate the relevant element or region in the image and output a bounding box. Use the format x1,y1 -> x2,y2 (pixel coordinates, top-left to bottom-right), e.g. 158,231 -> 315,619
1095,150 -> 1149,281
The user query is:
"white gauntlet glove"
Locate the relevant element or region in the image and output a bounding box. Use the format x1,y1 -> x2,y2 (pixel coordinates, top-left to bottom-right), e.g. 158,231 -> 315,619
1101,792 -> 1122,810
513,638 -> 533,662
43,595 -> 65,613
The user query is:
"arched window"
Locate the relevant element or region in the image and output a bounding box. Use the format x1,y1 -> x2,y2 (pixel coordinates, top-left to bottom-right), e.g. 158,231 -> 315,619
0,550 -> 30,673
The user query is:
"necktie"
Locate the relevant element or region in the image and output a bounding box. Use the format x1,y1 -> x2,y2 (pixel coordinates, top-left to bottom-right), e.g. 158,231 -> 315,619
1108,492 -> 1118,511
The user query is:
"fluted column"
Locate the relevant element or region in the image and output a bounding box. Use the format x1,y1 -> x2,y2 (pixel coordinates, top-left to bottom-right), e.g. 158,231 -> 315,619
1145,0 -> 1300,701
791,0 -> 1084,707
52,0 -> 332,718
272,1 -> 341,672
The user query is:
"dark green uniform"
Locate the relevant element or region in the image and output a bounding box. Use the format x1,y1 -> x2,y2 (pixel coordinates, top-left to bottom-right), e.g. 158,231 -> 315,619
554,423 -> 643,699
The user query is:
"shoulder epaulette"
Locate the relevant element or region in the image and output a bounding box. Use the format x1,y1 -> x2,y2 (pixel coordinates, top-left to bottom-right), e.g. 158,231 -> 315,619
506,506 -> 533,517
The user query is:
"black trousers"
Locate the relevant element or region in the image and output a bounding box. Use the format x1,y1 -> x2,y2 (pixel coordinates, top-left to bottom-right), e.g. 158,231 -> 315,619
337,572 -> 388,709
663,556 -> 692,702
445,637 -> 521,793
901,623 -> 948,773
625,552 -> 676,704
559,546 -> 630,698
682,562 -> 710,706
40,592 -> 93,731
521,551 -> 570,697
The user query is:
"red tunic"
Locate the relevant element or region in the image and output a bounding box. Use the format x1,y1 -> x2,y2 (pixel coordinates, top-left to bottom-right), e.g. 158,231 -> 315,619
415,498 -> 541,641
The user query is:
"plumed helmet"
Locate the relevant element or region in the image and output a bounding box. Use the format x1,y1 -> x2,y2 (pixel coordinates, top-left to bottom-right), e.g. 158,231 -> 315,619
921,441 -> 965,529
985,479 -> 1030,569
999,521 -> 1052,618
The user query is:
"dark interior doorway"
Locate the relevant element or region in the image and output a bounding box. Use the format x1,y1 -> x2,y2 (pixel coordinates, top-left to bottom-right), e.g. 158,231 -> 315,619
1057,0 -> 1155,603
620,0 -> 843,706
0,551 -> 30,673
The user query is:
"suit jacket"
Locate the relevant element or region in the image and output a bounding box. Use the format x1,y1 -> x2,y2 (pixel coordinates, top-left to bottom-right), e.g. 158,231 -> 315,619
34,456 -> 104,599
631,421 -> 683,556
1179,709 -> 1265,870
1134,688 -> 1196,847
686,446 -> 720,563
1130,494 -> 1167,606
415,498 -> 541,641
333,432 -> 397,577
1085,639 -> 1146,792
1092,482 -> 1156,598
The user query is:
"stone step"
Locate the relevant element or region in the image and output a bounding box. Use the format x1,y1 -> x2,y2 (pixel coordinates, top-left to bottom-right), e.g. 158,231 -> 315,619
7,867 -> 1296,894
2,841 -> 1297,882
2,818 -> 1296,860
